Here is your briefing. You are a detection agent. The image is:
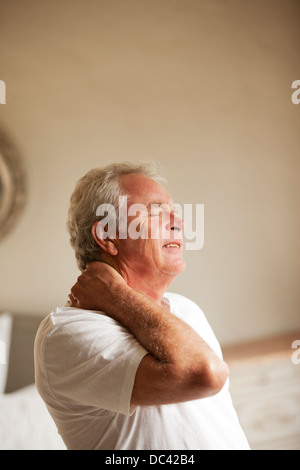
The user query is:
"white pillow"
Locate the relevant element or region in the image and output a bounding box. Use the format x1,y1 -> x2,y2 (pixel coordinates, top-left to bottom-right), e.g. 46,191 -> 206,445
0,313 -> 13,393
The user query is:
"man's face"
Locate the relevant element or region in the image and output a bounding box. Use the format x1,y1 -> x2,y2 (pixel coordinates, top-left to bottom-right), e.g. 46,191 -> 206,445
114,174 -> 185,282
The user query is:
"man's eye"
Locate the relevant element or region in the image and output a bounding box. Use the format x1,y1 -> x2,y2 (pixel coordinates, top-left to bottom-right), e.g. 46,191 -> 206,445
149,209 -> 161,217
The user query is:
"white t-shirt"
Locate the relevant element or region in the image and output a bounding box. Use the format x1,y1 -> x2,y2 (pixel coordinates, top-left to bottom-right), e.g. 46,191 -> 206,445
34,292 -> 250,450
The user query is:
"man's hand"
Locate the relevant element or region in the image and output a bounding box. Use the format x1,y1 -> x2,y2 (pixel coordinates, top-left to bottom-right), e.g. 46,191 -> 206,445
69,261 -> 127,312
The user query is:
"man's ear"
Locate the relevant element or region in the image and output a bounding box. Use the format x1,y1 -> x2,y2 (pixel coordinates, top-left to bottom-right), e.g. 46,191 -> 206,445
91,221 -> 118,256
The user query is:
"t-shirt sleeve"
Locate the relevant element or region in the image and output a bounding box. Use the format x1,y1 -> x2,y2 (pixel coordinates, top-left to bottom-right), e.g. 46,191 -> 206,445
43,312 -> 148,416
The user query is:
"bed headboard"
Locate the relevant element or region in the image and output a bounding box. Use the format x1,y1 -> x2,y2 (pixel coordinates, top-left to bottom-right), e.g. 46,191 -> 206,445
5,313 -> 45,393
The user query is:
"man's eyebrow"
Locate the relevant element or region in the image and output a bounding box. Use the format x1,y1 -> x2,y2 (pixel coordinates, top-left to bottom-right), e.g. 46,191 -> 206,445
146,201 -> 165,207
146,202 -> 176,210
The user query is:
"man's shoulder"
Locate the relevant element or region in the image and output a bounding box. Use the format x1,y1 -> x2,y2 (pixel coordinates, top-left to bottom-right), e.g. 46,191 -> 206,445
35,306 -> 143,372
49,306 -> 108,326
164,292 -> 208,325
164,292 -> 204,313
165,292 -> 222,357
35,307 -> 123,346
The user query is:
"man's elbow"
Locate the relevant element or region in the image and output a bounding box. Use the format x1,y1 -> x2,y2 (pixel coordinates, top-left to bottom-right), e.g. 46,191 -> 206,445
190,358 -> 229,398
206,358 -> 229,395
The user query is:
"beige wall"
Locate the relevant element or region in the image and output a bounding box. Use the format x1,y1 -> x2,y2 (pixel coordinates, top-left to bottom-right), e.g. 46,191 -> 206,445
0,0 -> 299,345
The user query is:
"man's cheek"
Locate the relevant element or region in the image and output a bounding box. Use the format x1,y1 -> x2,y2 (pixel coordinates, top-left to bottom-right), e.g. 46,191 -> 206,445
149,219 -> 162,240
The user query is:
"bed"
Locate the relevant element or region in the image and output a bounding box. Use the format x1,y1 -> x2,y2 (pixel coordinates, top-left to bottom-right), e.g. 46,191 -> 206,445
0,312 -> 66,450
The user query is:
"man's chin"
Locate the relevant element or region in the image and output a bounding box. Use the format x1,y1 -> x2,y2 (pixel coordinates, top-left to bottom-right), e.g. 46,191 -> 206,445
163,260 -> 186,277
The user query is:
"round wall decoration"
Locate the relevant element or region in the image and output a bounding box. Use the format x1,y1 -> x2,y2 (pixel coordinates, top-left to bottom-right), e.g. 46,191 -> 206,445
0,127 -> 26,240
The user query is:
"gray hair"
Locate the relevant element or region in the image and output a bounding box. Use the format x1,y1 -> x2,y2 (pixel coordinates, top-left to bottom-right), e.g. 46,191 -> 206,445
67,161 -> 165,271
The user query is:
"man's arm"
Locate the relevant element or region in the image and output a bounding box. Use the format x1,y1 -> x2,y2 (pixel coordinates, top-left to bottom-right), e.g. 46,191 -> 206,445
69,262 -> 229,407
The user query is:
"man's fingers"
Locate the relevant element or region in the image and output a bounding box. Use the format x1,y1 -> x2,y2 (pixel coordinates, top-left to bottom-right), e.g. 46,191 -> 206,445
68,292 -> 79,307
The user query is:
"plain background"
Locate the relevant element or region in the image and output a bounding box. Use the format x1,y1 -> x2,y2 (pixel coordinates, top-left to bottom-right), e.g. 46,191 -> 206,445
0,0 -> 299,345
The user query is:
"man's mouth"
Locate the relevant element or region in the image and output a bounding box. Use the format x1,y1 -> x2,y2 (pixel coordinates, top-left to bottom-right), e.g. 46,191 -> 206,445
163,243 -> 181,248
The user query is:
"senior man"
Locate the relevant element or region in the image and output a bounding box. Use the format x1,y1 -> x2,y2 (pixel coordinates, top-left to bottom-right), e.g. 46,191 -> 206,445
34,161 -> 250,450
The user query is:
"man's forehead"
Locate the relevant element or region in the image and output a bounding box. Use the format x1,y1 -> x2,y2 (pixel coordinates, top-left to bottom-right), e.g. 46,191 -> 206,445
119,173 -> 172,203
119,172 -> 161,188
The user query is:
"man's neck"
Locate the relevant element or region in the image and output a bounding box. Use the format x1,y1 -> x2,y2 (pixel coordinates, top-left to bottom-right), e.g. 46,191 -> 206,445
100,255 -> 174,305
119,267 -> 173,305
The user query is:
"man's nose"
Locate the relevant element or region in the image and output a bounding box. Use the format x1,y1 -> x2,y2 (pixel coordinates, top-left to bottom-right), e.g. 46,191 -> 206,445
169,212 -> 184,232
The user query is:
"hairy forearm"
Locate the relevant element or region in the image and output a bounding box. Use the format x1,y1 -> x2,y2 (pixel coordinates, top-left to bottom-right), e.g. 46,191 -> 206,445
70,263 -> 229,397
105,283 -> 228,389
